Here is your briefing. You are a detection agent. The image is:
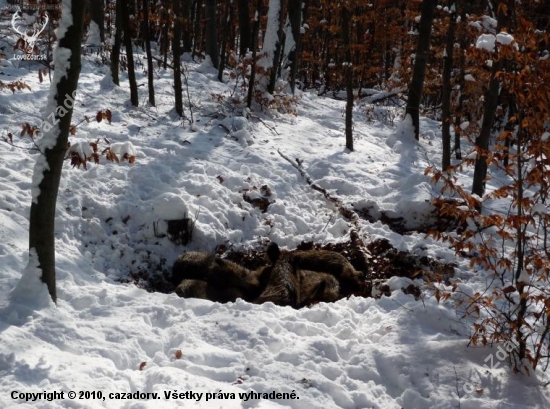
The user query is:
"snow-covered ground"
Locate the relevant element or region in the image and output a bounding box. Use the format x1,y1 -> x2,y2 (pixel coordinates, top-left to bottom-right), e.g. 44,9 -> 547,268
1,21 -> 550,409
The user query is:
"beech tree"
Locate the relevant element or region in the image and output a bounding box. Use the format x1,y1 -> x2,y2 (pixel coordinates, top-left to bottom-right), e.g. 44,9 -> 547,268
142,0 -> 155,106
173,0 -> 184,116
28,0 -> 85,303
205,0 -> 219,68
121,0 -> 138,106
405,0 -> 436,141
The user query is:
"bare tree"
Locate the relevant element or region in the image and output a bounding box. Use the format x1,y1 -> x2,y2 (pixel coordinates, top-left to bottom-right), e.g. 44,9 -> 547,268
246,0 -> 262,108
28,0 -> 85,303
405,0 -> 436,140
142,0 -> 155,106
87,0 -> 105,43
121,0 -> 139,106
287,0 -> 302,94
472,0 -> 513,197
441,5 -> 457,170
238,0 -> 251,57
110,0 -> 122,85
341,5 -> 353,151
205,0 -> 219,68
173,0 -> 184,116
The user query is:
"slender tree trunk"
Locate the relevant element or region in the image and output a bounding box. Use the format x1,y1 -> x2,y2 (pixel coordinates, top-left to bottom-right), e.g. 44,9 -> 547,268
405,0 -> 436,140
247,0 -> 262,108
89,0 -> 105,42
121,0 -> 139,106
192,0 -> 202,60
162,5 -> 169,69
218,0 -> 232,82
341,6 -> 353,151
503,94 -> 516,168
182,0 -> 192,52
28,0 -> 85,303
441,7 -> 456,170
110,0 -> 122,85
472,1 -> 512,197
205,0 -> 219,68
173,0 -> 183,116
267,0 -> 284,94
288,0 -> 302,94
142,0 -> 155,106
238,0 -> 251,57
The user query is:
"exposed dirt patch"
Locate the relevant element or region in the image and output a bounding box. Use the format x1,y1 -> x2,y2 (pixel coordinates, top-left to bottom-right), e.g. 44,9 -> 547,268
134,237 -> 455,303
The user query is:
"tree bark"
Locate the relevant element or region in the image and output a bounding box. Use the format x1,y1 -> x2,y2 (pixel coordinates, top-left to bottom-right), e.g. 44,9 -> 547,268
110,0 -> 122,85
142,0 -> 155,106
29,0 -> 85,303
205,0 -> 219,68
341,6 -> 353,151
441,7 -> 456,170
287,0 -> 302,94
405,0 -> 436,140
191,0 -> 202,60
246,0 -> 262,108
173,0 -> 183,116
121,0 -> 139,106
218,0 -> 232,82
238,0 -> 251,57
88,0 -> 105,43
472,1 -> 512,197
268,0 -> 285,94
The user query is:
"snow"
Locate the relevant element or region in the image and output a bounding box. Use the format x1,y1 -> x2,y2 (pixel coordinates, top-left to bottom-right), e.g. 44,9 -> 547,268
0,7 -> 550,409
257,0 -> 281,71
476,34 -> 496,52
496,32 -> 514,45
87,21 -> 102,46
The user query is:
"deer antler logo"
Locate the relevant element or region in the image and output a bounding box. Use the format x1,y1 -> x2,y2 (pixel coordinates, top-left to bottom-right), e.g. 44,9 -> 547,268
11,9 -> 49,54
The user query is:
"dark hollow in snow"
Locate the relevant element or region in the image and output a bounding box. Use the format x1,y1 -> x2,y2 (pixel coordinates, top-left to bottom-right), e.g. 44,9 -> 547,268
129,238 -> 455,308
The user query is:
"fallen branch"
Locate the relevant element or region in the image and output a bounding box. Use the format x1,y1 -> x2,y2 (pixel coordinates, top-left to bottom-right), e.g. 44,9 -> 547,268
277,149 -> 371,261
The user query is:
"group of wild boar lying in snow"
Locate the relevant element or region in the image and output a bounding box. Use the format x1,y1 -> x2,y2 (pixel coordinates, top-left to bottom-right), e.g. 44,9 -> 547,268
171,243 -> 364,308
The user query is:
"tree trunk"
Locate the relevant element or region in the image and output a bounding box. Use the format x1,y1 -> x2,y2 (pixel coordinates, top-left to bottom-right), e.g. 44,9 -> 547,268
441,7 -> 456,170
173,0 -> 183,116
341,6 -> 353,151
205,0 -> 219,68
405,0 -> 436,140
162,4 -> 169,69
268,0 -> 285,94
110,0 -> 122,85
288,0 -> 302,94
192,0 -> 202,60
238,0 -> 251,57
88,0 -> 105,43
28,0 -> 85,303
142,0 -> 155,106
218,0 -> 232,82
247,0 -> 262,108
182,0 -> 192,52
121,0 -> 139,106
472,1 -> 512,197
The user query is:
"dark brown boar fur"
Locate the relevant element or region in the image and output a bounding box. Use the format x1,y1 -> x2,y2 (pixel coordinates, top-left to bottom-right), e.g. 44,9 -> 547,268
298,270 -> 341,307
290,250 -> 363,295
171,252 -> 261,293
254,247 -> 300,308
175,279 -> 246,303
